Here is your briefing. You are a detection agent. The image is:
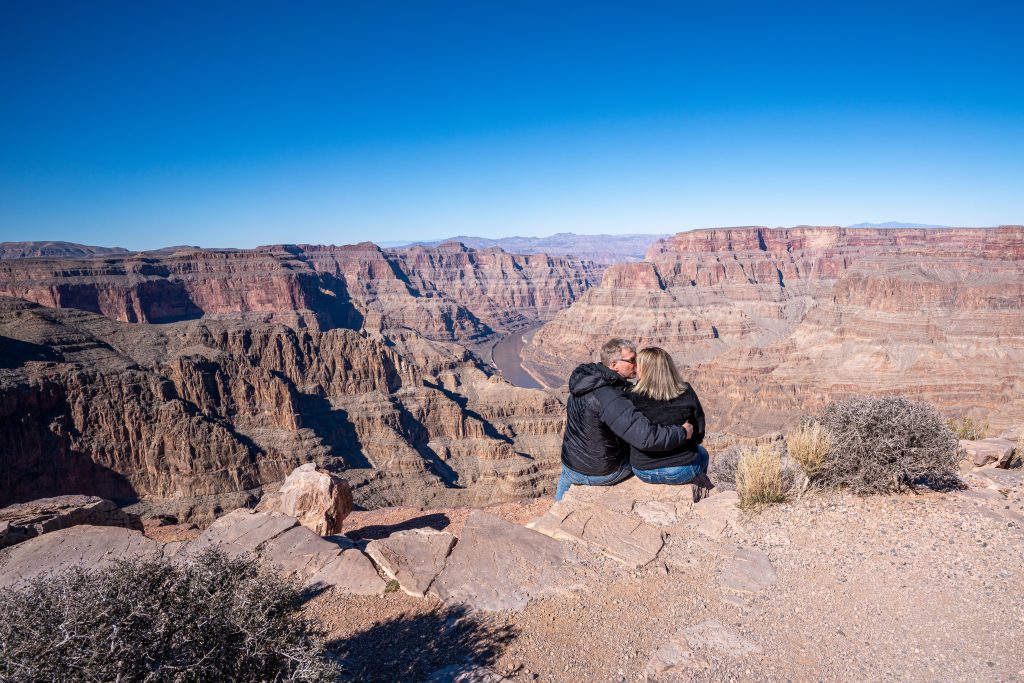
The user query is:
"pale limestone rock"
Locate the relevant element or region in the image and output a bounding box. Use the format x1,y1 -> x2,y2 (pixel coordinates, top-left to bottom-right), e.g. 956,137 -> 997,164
181,508 -> 383,594
686,489 -> 740,539
635,501 -> 680,527
365,529 -> 456,597
0,495 -> 141,550
0,525 -> 162,588
645,620 -> 761,680
961,438 -> 1016,468
259,463 -> 353,535
431,511 -> 575,611
684,620 -> 763,655
719,547 -> 778,593
528,478 -> 678,567
307,549 -> 386,595
184,508 -> 298,558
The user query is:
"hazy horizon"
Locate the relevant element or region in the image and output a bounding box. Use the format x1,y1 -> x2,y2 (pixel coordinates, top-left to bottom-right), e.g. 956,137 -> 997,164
2,2 -> 1022,251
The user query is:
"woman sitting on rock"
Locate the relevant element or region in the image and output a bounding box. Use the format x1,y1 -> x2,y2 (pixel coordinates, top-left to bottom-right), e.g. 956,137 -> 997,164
627,346 -> 713,492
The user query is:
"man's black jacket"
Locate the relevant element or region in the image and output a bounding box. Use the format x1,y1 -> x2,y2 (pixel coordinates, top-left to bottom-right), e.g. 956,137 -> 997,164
560,363 -> 689,476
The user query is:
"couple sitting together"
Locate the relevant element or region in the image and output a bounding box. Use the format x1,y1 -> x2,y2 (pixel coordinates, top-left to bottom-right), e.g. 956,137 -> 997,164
557,338 -> 713,501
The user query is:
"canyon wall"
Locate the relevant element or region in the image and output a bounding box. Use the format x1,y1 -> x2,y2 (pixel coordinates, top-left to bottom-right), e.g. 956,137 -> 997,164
0,242 -> 600,342
0,299 -> 565,517
524,226 -> 1024,434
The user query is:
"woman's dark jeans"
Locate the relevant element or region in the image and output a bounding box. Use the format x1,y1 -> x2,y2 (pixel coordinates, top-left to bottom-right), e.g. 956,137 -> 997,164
632,446 -> 710,485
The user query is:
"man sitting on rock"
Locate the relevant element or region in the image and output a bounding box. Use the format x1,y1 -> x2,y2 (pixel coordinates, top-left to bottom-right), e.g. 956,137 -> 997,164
556,338 -> 693,500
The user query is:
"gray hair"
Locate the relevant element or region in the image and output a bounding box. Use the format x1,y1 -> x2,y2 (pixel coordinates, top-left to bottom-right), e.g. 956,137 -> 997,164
599,338 -> 637,366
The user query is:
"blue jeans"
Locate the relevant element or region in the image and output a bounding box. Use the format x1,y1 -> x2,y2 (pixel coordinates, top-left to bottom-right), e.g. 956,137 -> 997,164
555,462 -> 633,501
632,446 -> 710,485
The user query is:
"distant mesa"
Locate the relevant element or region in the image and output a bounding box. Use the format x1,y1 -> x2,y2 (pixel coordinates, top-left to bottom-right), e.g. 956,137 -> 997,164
0,241 -> 131,260
392,232 -> 669,265
846,221 -> 951,229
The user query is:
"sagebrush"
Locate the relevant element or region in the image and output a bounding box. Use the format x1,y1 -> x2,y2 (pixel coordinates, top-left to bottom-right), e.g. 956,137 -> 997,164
709,446 -> 741,490
0,549 -> 338,682
736,443 -> 788,509
816,396 -> 960,494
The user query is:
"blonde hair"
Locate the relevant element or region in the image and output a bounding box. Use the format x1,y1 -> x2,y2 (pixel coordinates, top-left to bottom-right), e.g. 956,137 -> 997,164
632,347 -> 689,401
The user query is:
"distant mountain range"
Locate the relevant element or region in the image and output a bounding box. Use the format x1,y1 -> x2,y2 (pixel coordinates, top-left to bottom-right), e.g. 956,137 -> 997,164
0,241 -> 130,260
846,221 -> 951,229
394,232 -> 669,265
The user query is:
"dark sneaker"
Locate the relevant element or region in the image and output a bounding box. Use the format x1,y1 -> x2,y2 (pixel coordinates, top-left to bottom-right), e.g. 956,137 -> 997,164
691,473 -> 716,503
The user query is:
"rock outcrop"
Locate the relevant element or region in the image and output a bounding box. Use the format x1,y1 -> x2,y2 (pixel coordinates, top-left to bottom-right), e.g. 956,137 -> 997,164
524,226 -> 1024,434
0,525 -> 164,588
0,495 -> 141,549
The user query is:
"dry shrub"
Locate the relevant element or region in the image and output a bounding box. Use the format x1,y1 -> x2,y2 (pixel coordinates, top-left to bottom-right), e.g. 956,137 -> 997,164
817,396 -> 960,494
709,446 -> 741,490
946,415 -> 989,440
0,549 -> 338,682
785,421 -> 834,479
736,443 -> 787,509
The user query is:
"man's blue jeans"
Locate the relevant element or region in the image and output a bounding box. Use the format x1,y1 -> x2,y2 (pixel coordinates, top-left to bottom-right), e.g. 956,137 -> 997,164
555,462 -> 633,501
632,446 -> 710,485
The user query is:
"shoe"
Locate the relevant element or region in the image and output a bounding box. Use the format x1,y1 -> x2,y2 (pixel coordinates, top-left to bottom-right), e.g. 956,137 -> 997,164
691,473 -> 716,503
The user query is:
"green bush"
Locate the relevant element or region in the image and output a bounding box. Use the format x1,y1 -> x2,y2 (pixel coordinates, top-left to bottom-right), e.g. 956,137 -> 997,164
0,549 -> 338,682
816,396 -> 960,494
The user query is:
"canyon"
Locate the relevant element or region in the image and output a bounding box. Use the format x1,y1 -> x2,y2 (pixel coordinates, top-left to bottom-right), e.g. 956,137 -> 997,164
524,225 -> 1024,435
0,241 -> 600,517
2,227 -> 1022,519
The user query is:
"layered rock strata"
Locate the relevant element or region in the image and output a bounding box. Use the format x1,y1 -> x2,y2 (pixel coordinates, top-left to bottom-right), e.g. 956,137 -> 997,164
524,226 -> 1024,434
0,298 -> 565,518
0,242 -> 600,343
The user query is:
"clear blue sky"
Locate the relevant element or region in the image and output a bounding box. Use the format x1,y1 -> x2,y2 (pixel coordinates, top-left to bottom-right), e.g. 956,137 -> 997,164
1,1 -> 1022,250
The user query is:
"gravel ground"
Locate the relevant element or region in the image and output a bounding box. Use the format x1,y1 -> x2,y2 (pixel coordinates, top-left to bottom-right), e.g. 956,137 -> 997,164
308,487 -> 1024,682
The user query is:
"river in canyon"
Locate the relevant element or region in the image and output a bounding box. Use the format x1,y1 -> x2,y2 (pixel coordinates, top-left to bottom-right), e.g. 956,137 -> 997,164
490,324 -> 546,389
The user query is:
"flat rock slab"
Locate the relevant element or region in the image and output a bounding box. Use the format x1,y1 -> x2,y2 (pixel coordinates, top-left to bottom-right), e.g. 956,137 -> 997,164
719,546 -> 778,593
685,490 -> 740,539
0,525 -> 162,588
0,495 -> 141,550
969,467 -> 1023,490
432,511 -> 575,612
365,529 -> 456,597
646,620 -> 761,681
182,509 -> 383,594
961,438 -> 1016,468
528,478 -> 691,567
184,508 -> 299,558
307,548 -> 386,595
559,477 -> 696,514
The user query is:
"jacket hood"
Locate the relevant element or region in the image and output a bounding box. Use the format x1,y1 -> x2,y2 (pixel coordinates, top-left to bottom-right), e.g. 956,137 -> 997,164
568,362 -> 627,397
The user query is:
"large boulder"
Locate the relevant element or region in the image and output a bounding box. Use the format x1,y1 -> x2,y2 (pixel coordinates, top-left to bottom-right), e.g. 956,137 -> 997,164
257,463 -> 353,535
0,525 -> 163,588
0,495 -> 142,550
